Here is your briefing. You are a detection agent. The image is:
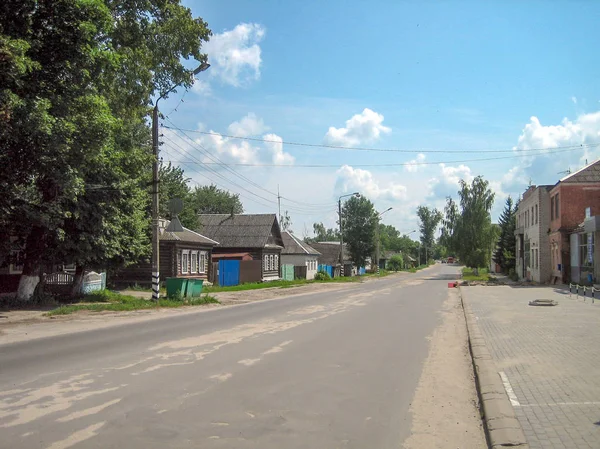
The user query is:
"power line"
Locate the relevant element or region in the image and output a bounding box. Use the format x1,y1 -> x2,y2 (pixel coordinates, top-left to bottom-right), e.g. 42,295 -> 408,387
162,119 -> 337,208
162,140 -> 335,215
162,125 -> 597,154
163,144 -> 589,168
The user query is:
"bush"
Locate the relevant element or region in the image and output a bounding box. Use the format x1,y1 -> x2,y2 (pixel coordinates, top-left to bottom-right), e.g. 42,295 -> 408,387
387,255 -> 403,272
508,268 -> 519,281
314,271 -> 331,281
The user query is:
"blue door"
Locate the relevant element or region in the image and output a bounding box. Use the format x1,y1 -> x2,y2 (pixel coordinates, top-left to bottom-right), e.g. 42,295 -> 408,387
219,260 -> 240,286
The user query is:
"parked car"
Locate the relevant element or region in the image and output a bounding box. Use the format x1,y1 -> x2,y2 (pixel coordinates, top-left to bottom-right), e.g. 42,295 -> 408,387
447,257 -> 455,264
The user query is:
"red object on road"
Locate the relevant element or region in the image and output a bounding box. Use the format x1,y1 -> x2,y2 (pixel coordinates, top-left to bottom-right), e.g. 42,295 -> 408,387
448,282 -> 457,288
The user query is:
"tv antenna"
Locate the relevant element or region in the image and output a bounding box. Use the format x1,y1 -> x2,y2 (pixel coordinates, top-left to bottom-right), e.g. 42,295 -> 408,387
165,198 -> 184,232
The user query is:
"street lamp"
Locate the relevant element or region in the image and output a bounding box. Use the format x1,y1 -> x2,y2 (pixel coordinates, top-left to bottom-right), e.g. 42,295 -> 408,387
375,207 -> 393,274
338,192 -> 360,277
151,63 -> 210,300
400,230 -> 416,268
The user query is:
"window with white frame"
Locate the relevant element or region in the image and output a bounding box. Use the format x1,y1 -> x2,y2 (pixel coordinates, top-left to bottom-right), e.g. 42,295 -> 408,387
274,255 -> 279,270
269,254 -> 274,271
199,251 -> 207,274
264,254 -> 269,271
191,251 -> 198,273
181,250 -> 190,274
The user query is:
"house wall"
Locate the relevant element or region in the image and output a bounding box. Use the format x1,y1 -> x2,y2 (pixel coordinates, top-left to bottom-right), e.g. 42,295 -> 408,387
261,249 -> 282,281
515,186 -> 551,283
173,244 -> 211,281
212,247 -> 282,281
281,254 -> 320,280
549,183 -> 600,282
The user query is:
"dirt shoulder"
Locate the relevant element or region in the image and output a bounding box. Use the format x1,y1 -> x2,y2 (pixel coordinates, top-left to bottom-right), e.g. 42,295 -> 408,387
0,274 -> 402,345
402,288 -> 486,448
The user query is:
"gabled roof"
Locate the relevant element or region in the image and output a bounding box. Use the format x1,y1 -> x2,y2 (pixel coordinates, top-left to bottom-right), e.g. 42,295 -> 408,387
159,219 -> 218,245
281,231 -> 320,255
197,214 -> 283,249
310,242 -> 351,265
559,158 -> 600,183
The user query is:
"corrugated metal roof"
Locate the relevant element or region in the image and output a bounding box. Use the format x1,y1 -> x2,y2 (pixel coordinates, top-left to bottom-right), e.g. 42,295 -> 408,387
310,242 -> 351,265
197,214 -> 283,249
281,231 -> 321,255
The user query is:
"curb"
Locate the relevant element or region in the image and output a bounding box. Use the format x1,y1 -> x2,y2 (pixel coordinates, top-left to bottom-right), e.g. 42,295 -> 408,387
459,286 -> 530,449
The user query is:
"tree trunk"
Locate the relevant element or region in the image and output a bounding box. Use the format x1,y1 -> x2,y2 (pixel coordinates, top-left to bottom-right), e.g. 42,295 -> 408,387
15,226 -> 46,301
70,265 -> 85,297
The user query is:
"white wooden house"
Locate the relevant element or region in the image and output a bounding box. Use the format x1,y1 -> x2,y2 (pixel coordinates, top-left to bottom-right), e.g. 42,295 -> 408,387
281,231 -> 321,280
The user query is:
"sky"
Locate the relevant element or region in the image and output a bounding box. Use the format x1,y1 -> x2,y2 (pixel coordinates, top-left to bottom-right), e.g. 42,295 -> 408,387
160,0 -> 600,239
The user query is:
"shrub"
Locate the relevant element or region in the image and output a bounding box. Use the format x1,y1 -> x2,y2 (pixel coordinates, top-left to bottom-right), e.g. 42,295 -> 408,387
387,255 -> 403,272
314,271 -> 331,281
508,268 -> 519,281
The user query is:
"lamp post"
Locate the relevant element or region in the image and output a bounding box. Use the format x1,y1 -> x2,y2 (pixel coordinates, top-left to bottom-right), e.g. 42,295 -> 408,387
375,207 -> 393,274
401,229 -> 416,269
338,192 -> 360,277
151,62 -> 210,300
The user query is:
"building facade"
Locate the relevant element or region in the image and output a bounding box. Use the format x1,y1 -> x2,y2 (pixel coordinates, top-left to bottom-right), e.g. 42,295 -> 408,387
548,160 -> 600,283
515,185 -> 552,283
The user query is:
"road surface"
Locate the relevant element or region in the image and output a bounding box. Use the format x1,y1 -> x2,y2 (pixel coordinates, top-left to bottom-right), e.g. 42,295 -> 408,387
0,264 -> 464,448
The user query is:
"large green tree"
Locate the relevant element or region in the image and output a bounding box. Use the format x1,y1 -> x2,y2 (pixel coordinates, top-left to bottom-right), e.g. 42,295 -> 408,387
493,196 -> 517,273
442,176 -> 497,269
416,206 -> 442,264
0,0 -> 211,299
189,184 -> 244,217
341,195 -> 377,268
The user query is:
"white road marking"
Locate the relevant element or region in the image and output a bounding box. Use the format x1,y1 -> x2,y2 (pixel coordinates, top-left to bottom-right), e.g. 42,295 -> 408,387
518,401 -> 600,407
499,371 -> 521,407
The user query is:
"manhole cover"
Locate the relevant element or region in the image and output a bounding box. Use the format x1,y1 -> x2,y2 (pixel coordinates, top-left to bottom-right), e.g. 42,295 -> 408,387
529,299 -> 558,306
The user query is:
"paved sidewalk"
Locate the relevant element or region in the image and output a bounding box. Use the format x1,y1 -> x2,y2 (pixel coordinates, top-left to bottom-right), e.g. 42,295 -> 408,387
462,285 -> 600,449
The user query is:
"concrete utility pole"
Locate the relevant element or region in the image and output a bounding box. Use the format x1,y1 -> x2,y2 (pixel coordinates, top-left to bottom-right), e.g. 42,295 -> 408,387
151,63 -> 210,300
338,192 -> 360,277
375,207 -> 393,274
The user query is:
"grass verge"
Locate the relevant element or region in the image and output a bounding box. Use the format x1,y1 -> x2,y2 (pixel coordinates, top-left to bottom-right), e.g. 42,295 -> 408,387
203,275 -> 365,293
461,267 -> 491,282
45,290 -> 219,316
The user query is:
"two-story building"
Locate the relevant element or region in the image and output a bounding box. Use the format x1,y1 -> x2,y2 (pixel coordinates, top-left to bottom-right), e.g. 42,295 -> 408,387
548,160 -> 600,283
515,185 -> 553,282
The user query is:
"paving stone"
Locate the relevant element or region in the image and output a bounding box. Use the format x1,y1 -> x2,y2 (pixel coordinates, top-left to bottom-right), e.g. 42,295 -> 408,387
463,286 -> 600,449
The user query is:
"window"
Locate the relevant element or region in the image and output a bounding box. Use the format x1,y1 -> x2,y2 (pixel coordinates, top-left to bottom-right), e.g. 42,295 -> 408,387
199,252 -> 207,274
531,207 -> 534,225
535,204 -> 538,224
269,254 -> 274,271
555,193 -> 559,217
551,197 -> 555,220
264,255 -> 268,270
191,251 -> 198,273
535,249 -> 538,269
580,233 -> 595,269
181,250 -> 189,274
9,249 -> 24,274
274,255 -> 279,270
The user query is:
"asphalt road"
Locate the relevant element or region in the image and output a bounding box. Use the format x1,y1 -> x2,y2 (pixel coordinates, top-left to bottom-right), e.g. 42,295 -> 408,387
0,264 -> 460,449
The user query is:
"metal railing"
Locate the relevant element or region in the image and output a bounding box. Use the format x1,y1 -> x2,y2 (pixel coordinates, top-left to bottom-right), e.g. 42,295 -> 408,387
569,283 -> 600,303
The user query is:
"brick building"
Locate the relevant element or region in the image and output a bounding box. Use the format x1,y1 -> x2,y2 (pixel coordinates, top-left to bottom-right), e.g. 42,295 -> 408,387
515,185 -> 553,283
548,159 -> 600,283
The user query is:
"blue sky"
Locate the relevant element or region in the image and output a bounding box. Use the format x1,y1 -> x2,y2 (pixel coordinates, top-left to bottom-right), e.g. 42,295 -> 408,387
160,1 -> 600,237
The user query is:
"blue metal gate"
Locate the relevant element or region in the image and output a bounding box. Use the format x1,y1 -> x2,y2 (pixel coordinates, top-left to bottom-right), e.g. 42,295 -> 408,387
219,260 -> 240,287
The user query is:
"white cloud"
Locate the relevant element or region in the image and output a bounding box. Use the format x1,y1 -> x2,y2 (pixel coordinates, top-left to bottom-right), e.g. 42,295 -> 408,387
324,108 -> 391,146
204,23 -> 265,87
163,114 -> 293,167
513,112 -> 600,184
227,113 -> 268,137
191,79 -> 212,96
428,163 -> 474,200
571,96 -> 578,105
335,165 -> 407,201
263,133 -> 295,165
405,153 -> 426,172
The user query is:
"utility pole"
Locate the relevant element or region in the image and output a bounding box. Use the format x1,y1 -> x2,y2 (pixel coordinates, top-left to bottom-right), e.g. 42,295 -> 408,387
375,207 -> 392,275
278,184 -> 281,222
151,104 -> 160,301
150,62 -> 210,301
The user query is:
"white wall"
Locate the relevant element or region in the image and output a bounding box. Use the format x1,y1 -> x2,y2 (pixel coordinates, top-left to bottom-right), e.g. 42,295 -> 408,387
281,254 -> 320,280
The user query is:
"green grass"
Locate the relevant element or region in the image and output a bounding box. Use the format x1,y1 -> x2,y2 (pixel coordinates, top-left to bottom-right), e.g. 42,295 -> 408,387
45,290 -> 219,316
461,267 -> 491,282
203,274 -> 367,293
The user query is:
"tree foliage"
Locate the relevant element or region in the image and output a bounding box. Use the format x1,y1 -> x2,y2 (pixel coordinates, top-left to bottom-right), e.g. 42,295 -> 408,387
0,0 -> 211,299
416,206 -> 442,251
310,222 -> 340,243
189,184 -> 244,217
341,195 -> 377,268
279,210 -> 292,232
493,196 -> 517,273
387,255 -> 403,271
441,176 -> 497,269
